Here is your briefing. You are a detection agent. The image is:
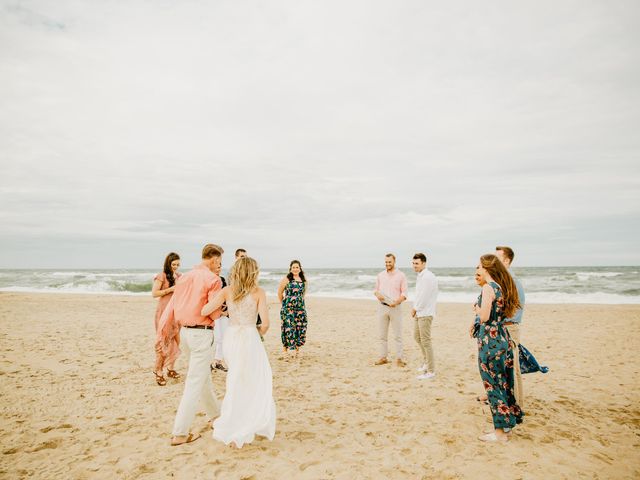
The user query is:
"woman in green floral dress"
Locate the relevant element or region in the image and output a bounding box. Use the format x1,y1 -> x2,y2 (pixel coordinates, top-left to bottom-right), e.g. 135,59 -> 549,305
277,260 -> 308,356
474,254 -> 523,442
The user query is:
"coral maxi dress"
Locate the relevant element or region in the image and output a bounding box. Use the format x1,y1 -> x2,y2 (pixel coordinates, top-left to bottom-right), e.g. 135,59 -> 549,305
154,271 -> 182,368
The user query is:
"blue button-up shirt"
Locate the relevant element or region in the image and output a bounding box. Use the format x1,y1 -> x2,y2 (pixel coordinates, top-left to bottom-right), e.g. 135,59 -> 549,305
507,274 -> 525,324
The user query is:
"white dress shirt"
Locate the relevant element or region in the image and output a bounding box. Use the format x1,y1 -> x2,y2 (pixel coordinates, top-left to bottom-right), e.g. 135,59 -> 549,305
413,268 -> 438,317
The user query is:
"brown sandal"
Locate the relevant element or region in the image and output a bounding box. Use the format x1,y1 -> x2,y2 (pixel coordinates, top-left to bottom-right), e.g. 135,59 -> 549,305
170,432 -> 201,446
167,369 -> 180,379
154,371 -> 167,386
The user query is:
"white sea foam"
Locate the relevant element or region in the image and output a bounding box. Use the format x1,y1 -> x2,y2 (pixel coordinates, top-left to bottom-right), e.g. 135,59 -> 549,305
1,267 -> 638,304
0,286 -> 147,296
356,274 -> 377,281
576,272 -> 624,281
436,275 -> 471,282
307,290 -> 640,304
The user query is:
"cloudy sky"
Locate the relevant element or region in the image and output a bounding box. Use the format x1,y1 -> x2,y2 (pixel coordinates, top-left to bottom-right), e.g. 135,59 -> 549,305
1,0 -> 639,269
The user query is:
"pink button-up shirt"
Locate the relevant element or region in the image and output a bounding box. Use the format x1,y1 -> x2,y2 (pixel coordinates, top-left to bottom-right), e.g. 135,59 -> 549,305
375,269 -> 408,301
171,264 -> 223,327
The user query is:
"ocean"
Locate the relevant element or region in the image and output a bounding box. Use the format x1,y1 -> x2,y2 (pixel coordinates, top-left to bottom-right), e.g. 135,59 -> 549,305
0,266 -> 638,304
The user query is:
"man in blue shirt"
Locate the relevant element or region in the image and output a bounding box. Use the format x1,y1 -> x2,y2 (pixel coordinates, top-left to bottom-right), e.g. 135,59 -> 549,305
496,246 -> 525,407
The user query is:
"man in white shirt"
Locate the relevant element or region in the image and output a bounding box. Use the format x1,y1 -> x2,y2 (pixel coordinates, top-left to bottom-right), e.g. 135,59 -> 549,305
411,253 -> 439,380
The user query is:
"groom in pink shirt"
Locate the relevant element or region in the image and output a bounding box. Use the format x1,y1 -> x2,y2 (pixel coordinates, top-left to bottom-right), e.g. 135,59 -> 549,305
164,243 -> 225,446
373,253 -> 408,367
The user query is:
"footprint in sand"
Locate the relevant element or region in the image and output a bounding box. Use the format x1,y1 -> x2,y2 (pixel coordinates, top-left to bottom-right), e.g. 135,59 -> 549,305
289,431 -> 316,441
31,438 -> 63,452
39,424 -> 73,433
299,460 -> 320,471
591,452 -> 614,465
133,464 -> 156,476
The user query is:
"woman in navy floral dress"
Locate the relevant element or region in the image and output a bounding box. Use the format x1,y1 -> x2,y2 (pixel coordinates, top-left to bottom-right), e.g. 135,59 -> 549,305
474,254 -> 523,442
277,260 -> 308,357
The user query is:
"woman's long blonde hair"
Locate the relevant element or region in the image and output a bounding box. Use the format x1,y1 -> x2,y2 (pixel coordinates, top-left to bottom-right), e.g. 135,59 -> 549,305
479,254 -> 521,319
229,256 -> 260,302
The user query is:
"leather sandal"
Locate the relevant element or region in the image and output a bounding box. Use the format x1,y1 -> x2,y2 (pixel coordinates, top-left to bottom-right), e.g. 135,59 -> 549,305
167,369 -> 180,379
170,432 -> 201,446
154,371 -> 167,386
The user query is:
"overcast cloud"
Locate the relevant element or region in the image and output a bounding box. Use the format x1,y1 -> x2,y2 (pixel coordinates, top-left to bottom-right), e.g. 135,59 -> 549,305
1,0 -> 639,268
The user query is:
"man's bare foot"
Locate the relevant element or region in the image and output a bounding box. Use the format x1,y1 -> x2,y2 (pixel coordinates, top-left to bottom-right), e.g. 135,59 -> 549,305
170,432 -> 201,446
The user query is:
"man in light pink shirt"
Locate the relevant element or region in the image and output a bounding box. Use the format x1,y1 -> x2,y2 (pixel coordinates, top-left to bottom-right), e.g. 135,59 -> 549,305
373,253 -> 408,367
167,243 -> 224,446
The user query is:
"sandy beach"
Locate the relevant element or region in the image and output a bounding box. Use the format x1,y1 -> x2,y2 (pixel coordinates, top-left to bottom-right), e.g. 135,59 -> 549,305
1,292 -> 639,479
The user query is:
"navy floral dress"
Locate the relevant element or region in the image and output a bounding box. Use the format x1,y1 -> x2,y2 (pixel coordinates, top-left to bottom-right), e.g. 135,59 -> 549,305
281,280 -> 307,350
477,282 -> 524,429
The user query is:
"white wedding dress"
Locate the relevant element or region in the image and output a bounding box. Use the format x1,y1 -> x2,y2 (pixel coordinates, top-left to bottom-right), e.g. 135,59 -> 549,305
212,293 -> 276,447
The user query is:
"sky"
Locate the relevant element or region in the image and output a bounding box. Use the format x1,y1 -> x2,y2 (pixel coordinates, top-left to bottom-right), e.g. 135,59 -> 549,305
1,0 -> 639,269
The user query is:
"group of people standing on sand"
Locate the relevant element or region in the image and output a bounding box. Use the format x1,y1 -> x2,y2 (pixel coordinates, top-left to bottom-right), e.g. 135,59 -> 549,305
151,242 -> 537,447
372,246 -> 530,443
151,245 -> 309,447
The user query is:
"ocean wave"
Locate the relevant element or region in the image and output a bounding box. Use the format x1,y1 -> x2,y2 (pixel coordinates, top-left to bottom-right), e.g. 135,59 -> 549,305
437,275 -> 472,282
576,272 -> 625,281
0,286 -> 148,296
356,274 -> 377,281
1,267 -> 638,304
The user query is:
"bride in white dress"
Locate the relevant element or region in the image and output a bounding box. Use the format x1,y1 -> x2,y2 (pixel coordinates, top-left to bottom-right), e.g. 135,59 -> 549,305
201,256 -> 276,448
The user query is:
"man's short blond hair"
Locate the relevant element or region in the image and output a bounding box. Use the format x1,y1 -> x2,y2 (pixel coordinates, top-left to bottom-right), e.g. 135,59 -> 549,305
202,244 -> 224,259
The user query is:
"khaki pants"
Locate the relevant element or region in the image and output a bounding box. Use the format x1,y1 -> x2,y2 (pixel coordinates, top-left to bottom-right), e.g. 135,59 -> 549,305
506,323 -> 524,407
414,315 -> 435,372
377,305 -> 403,359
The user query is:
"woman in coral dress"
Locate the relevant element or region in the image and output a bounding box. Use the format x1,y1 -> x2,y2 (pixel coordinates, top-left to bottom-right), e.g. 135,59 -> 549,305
152,252 -> 181,386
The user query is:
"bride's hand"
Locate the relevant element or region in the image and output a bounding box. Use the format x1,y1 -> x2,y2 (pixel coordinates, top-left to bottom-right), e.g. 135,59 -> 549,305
202,288 -> 226,316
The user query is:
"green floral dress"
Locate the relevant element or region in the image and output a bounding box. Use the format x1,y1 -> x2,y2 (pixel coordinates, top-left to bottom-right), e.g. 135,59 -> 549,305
280,280 -> 307,350
477,281 -> 524,429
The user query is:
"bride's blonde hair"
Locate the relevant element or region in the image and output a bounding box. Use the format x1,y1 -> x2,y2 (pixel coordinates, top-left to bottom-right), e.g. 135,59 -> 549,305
229,256 -> 260,302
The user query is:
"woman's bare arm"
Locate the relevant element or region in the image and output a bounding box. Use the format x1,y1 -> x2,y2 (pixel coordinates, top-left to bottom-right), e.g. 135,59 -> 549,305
479,284 -> 495,323
152,278 -> 163,298
277,277 -> 287,303
257,289 -> 270,335
201,287 -> 228,316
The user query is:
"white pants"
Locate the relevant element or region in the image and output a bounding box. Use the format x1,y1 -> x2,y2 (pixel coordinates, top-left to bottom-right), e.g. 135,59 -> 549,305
172,327 -> 220,436
377,304 -> 403,359
214,316 -> 229,361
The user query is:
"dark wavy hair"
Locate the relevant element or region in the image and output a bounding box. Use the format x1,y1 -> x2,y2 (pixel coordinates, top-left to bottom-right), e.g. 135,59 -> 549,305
286,260 -> 306,283
163,252 -> 180,287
